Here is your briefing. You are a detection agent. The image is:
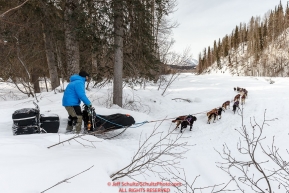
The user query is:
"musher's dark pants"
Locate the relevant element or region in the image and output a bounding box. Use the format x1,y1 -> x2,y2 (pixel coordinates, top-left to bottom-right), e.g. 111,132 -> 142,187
65,106 -> 82,133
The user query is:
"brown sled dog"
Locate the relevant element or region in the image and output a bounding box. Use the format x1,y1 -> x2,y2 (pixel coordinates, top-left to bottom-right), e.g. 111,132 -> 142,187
172,115 -> 197,133
222,101 -> 230,110
234,94 -> 241,102
207,108 -> 218,124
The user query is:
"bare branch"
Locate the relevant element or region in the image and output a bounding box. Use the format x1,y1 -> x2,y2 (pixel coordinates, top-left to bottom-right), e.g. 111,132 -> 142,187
159,168 -> 237,193
171,98 -> 192,103
47,131 -> 105,149
40,165 -> 94,193
216,109 -> 283,192
0,0 -> 29,18
110,121 -> 192,181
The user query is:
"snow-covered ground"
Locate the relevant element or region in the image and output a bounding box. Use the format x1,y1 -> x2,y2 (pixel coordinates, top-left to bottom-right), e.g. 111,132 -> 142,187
1,73 -> 288,193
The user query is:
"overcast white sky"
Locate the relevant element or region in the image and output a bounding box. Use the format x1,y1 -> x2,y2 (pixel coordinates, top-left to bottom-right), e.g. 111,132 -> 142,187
170,0 -> 287,59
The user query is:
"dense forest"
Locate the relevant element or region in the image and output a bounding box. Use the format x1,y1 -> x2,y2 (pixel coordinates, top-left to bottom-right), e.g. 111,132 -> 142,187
197,2 -> 289,77
0,0 -> 184,105
3,1 -> 287,105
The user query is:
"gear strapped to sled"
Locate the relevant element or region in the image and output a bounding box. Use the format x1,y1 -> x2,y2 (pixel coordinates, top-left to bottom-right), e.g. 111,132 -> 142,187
12,102 -> 60,135
82,105 -> 135,132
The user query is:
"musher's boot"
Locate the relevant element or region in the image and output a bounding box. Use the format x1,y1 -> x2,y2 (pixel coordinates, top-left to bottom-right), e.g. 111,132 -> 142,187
75,116 -> 83,134
66,117 -> 74,133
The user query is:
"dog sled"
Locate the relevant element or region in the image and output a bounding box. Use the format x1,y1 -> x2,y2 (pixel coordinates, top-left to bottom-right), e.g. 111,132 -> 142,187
12,102 -> 135,136
82,105 -> 135,134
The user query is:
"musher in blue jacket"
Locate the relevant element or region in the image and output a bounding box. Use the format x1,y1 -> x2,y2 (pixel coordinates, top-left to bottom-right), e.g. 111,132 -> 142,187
62,71 -> 91,133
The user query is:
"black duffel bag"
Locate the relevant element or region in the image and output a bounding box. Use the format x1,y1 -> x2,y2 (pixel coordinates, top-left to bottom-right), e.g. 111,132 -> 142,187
94,113 -> 135,130
40,114 -> 60,133
12,108 -> 39,126
12,125 -> 39,135
12,108 -> 40,135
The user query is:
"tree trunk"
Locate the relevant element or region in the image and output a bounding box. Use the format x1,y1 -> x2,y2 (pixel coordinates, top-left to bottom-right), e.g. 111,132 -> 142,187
32,74 -> 40,93
42,22 -> 60,90
91,50 -> 97,78
112,0 -> 124,107
64,0 -> 80,77
44,75 -> 49,92
55,41 -> 66,90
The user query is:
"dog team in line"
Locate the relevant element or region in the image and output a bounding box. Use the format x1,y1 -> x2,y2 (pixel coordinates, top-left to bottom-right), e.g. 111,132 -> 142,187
172,87 -> 248,133
207,86 -> 248,124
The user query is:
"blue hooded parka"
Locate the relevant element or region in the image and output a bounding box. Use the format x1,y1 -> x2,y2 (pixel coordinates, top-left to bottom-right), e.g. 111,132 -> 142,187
62,75 -> 91,107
